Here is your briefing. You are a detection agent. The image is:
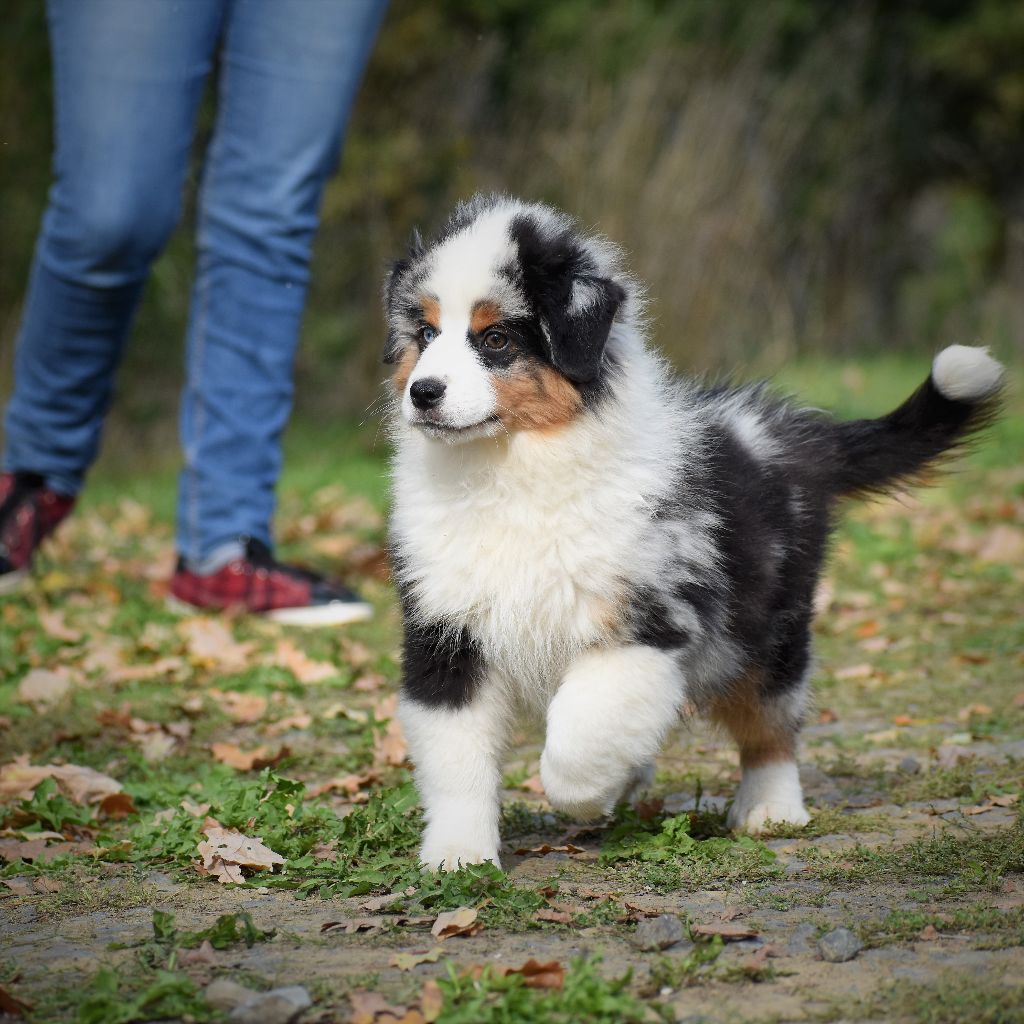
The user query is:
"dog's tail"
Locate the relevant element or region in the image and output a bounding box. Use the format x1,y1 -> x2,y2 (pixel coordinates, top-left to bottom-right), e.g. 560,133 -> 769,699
830,345 -> 1004,500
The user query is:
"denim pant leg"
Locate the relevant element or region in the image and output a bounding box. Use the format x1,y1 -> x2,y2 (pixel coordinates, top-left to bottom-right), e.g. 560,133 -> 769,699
177,0 -> 388,562
2,0 -> 225,496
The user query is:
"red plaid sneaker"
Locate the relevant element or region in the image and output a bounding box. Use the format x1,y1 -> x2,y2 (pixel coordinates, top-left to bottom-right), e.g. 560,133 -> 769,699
0,472 -> 76,594
169,536 -> 372,626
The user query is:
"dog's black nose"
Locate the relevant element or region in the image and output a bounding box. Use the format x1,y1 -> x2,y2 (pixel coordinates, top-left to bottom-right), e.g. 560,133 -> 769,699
410,377 -> 446,410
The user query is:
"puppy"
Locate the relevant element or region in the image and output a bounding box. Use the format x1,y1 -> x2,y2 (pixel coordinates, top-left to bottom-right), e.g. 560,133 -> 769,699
383,194 -> 1002,871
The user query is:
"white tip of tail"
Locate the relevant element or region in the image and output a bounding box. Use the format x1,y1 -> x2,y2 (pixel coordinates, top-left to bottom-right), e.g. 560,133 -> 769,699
932,345 -> 1004,402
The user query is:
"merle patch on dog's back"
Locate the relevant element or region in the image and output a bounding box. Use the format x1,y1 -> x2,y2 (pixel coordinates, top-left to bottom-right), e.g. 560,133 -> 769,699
383,193 -> 1004,872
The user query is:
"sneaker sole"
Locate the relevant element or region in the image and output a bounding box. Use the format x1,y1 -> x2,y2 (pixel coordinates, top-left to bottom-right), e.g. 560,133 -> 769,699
0,569 -> 30,596
166,594 -> 373,628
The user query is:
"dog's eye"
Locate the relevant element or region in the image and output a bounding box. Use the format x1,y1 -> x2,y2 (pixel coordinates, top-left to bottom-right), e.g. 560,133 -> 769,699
482,331 -> 509,351
418,324 -> 438,345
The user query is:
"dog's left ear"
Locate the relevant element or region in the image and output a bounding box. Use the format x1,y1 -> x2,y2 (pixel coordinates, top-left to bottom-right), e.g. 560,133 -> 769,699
382,229 -> 427,364
544,275 -> 626,384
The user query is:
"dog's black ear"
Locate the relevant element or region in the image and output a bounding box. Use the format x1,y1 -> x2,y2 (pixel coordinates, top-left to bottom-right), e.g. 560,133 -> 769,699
382,230 -> 426,364
382,257 -> 410,364
510,213 -> 625,384
544,276 -> 626,384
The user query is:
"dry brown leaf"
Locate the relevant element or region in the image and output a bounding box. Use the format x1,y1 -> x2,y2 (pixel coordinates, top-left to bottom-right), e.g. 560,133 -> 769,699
264,713 -> 313,737
177,939 -> 218,966
0,758 -> 122,804
38,609 -> 82,643
419,979 -> 443,1023
272,640 -> 337,683
692,921 -> 759,940
178,617 -> 253,671
892,714 -> 914,726
136,731 -> 178,763
32,877 -> 62,894
518,774 -> 545,796
209,689 -> 268,724
98,793 -> 137,819
957,702 -> 993,720
535,907 -> 574,924
0,984 -> 32,1018
16,668 -> 73,708
513,843 -> 585,856
431,906 -> 482,939
110,656 -> 187,683
349,991 -> 403,1024
918,924 -> 940,941
196,825 -> 284,885
834,663 -> 874,681
372,694 -> 408,767
505,959 -> 565,990
817,708 -> 838,724
209,742 -> 289,771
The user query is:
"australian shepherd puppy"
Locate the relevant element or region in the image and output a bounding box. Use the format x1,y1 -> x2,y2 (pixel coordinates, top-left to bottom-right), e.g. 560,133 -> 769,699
383,194 -> 1002,871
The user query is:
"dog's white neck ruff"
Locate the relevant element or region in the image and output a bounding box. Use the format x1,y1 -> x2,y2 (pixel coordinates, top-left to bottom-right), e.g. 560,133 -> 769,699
390,325 -> 686,708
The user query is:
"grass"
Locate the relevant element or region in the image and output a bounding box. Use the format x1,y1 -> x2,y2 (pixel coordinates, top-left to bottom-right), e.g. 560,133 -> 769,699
2,355 -> 1022,1022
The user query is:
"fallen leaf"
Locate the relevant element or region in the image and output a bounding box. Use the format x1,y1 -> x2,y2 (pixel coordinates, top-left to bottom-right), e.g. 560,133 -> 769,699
16,669 -> 72,708
535,907 -> 574,924
349,991 -> 404,1024
32,877 -> 62,894
419,979 -> 443,1023
178,939 -> 217,966
264,713 -> 313,737
359,893 -> 403,912
209,742 -> 289,771
373,695 -> 408,767
196,826 -> 285,885
305,772 -> 376,801
431,906 -> 482,939
505,959 -> 565,990
518,774 -> 545,796
817,708 -> 838,724
0,758 -> 122,804
834,664 -> 874,681
2,879 -> 33,897
98,793 -> 137,819
110,656 -> 187,683
272,640 -> 337,683
0,984 -> 31,1017
892,714 -> 914,726
38,609 -> 82,643
178,617 -> 253,671
692,921 -> 758,940
991,793 -> 1019,807
957,702 -> 993,720
512,843 -> 585,856
209,689 -> 268,724
136,731 -> 178,763
918,924 -> 940,941
390,948 -> 444,971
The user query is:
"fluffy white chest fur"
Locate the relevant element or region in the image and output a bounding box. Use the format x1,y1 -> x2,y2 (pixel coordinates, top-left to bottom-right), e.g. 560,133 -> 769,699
391,340 -> 680,700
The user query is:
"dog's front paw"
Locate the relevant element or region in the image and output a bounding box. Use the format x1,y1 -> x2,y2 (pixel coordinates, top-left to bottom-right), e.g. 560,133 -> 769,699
727,797 -> 810,834
419,841 -> 501,872
728,762 -> 810,834
540,751 -> 623,821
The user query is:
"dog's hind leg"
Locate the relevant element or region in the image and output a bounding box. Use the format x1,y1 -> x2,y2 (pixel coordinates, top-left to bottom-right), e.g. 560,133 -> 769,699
399,683 -> 510,871
712,670 -> 811,834
540,645 -> 683,821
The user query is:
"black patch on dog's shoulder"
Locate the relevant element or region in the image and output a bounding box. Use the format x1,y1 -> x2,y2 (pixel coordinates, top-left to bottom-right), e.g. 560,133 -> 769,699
401,616 -> 482,709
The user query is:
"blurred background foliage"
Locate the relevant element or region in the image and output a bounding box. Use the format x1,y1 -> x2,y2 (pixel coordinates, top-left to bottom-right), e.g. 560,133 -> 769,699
2,0 -> 1023,456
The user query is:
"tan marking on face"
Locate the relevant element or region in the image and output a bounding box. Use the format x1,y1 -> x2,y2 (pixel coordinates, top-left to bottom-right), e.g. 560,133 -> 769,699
470,300 -> 502,336
708,673 -> 799,770
421,296 -> 440,329
391,344 -> 419,395
491,361 -> 582,433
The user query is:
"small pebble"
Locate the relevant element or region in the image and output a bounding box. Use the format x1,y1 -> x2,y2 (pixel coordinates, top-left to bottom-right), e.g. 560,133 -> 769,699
228,986 -> 312,1024
898,756 -> 921,774
631,913 -> 685,951
818,927 -> 862,962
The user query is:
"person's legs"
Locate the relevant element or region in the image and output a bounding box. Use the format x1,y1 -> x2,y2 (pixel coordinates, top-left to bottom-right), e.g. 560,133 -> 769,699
177,0 -> 388,564
3,0 -> 226,497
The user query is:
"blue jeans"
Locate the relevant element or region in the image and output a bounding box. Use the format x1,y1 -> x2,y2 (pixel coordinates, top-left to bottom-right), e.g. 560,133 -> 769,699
3,0 -> 386,563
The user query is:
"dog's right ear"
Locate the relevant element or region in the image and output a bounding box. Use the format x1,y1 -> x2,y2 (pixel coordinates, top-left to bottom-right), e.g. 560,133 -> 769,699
382,230 -> 426,364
